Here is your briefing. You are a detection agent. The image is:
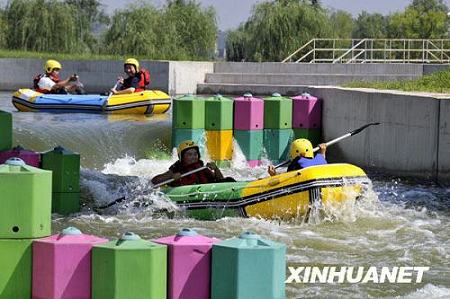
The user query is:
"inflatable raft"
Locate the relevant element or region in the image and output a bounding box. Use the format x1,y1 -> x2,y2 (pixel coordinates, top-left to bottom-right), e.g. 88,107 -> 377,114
12,89 -> 171,114
163,163 -> 371,220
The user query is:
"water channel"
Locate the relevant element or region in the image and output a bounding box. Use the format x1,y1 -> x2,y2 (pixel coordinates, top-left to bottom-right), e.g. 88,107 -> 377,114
1,92 -> 449,298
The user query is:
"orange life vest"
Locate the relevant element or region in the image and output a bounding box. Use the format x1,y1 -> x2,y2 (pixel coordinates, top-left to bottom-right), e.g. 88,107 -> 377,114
33,73 -> 60,94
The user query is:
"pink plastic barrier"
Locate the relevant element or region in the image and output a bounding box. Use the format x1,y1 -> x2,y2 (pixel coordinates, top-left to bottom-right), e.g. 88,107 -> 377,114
32,227 -> 108,299
247,160 -> 262,167
291,93 -> 322,129
155,228 -> 219,299
233,93 -> 264,130
0,145 -> 40,167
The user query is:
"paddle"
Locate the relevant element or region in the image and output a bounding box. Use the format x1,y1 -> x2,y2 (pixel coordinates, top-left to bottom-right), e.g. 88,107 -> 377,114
274,122 -> 381,169
94,166 -> 209,210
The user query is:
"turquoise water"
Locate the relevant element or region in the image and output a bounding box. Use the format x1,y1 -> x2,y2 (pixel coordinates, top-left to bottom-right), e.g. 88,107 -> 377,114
2,92 -> 450,298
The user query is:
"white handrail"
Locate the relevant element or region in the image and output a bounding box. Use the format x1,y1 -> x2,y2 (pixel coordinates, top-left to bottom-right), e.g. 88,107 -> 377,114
282,38 -> 450,63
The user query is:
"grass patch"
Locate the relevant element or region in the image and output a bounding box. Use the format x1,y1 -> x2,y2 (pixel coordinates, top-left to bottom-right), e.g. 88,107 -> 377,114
0,49 -> 126,61
344,68 -> 450,94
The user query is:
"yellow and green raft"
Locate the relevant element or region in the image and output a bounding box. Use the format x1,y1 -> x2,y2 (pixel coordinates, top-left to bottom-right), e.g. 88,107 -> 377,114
12,89 -> 171,114
163,163 -> 371,220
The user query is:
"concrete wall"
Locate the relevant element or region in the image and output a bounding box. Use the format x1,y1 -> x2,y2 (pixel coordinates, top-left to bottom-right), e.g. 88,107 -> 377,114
214,62 -> 426,75
168,61 -> 214,95
0,59 -> 213,94
438,99 -> 450,183
303,87 -> 449,183
423,64 -> 450,75
0,58 -> 170,93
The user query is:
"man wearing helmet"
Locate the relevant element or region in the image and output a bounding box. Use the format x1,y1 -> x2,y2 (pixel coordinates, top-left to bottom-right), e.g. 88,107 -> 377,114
110,58 -> 150,95
151,140 -> 226,187
267,139 -> 327,176
33,59 -> 81,94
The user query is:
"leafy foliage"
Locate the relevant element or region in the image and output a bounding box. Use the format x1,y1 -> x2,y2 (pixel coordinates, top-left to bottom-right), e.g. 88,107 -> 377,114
226,0 -> 332,62
0,0 -> 216,60
102,0 -> 216,60
353,12 -> 388,38
329,10 -> 354,39
387,0 -> 449,39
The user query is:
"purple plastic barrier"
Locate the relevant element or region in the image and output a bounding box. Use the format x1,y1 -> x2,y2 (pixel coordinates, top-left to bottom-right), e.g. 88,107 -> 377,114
291,93 -> 322,129
0,145 -> 40,167
154,228 -> 220,299
233,93 -> 264,130
32,227 -> 108,299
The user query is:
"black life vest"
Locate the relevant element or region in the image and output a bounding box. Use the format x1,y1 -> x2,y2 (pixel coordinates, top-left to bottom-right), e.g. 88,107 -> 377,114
122,68 -> 151,92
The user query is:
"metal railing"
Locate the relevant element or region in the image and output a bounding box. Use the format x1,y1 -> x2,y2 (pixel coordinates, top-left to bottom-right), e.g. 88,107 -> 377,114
282,38 -> 450,63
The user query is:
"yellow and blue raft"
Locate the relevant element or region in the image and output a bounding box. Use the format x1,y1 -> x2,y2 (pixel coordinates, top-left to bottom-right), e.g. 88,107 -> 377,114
12,89 -> 171,114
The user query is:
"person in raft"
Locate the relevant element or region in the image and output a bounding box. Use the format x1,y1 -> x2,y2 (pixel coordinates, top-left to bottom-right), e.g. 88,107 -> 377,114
267,138 -> 327,176
110,58 -> 151,95
151,140 -> 232,187
33,59 -> 84,94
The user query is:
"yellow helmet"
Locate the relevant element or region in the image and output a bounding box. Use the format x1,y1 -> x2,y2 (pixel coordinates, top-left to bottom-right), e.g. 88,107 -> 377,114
44,59 -> 62,72
177,140 -> 200,159
290,138 -> 314,159
124,58 -> 139,71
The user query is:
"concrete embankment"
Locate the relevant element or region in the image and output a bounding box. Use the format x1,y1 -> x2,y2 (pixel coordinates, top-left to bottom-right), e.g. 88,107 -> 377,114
301,87 -> 449,184
0,58 -> 213,94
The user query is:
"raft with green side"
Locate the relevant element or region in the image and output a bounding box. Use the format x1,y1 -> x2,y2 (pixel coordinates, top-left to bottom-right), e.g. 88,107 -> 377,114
163,163 -> 371,220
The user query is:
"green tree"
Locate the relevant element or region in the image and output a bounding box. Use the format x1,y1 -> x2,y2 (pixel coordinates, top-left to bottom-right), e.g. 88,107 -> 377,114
226,0 -> 332,62
352,11 -> 388,38
164,0 -> 217,60
102,3 -> 168,58
4,0 -> 85,52
387,0 -> 448,38
103,0 -> 217,60
225,26 -> 249,61
329,10 -> 354,38
64,0 -> 109,52
0,9 -> 8,48
410,0 -> 448,12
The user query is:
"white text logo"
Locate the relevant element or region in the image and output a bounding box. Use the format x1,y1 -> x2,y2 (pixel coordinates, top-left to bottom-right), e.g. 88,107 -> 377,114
285,266 -> 430,284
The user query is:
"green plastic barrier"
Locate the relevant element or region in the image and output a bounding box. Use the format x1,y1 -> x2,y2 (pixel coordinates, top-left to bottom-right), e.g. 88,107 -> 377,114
41,146 -> 80,215
263,93 -> 292,129
0,158 -> 51,238
205,95 -> 233,130
171,128 -> 205,156
211,232 -> 286,299
263,129 -> 294,163
215,160 -> 231,168
233,130 -> 263,161
173,94 -> 205,129
92,232 -> 167,299
41,146 -> 80,193
0,239 -> 33,299
52,192 -> 80,215
0,110 -> 12,152
293,128 -> 322,146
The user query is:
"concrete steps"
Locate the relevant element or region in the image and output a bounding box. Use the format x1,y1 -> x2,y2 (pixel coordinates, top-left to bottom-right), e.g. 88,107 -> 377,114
197,62 -> 424,95
205,73 -> 419,86
198,83 -> 312,96
213,62 -> 424,75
